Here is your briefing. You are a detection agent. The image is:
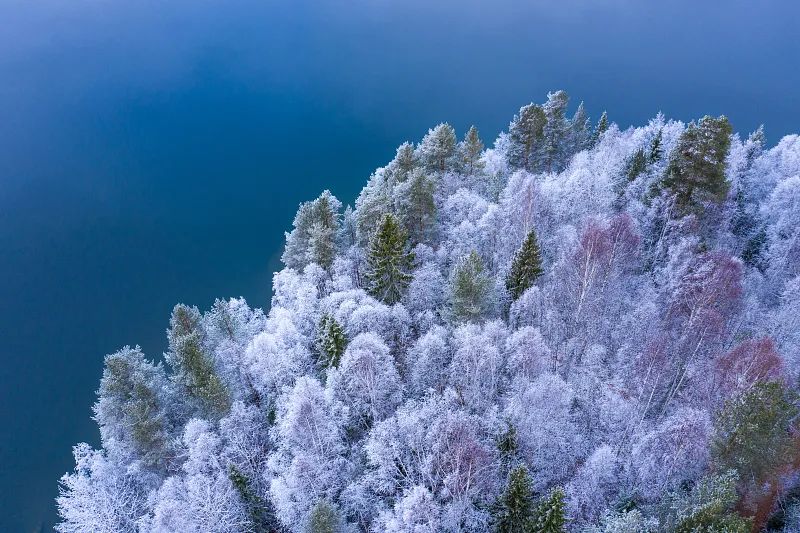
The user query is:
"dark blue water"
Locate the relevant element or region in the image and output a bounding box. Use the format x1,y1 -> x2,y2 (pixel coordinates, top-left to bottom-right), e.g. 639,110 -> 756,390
1,0 -> 798,530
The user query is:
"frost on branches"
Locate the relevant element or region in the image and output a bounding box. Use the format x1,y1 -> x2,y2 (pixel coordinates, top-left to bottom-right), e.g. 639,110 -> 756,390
58,92 -> 800,533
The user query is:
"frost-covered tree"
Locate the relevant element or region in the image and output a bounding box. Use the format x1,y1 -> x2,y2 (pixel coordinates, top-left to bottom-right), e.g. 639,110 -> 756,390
365,214 -> 414,305
283,190 -> 342,269
315,313 -> 347,368
532,486 -> 566,533
508,103 -> 546,172
493,464 -> 537,533
451,250 -> 493,322
166,304 -> 231,420
417,123 -> 457,173
395,168 -> 436,245
459,125 -> 486,177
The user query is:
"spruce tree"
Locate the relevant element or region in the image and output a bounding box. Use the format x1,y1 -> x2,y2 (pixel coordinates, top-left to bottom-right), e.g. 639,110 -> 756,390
649,128 -> 664,164
569,101 -> 591,155
365,214 -> 414,305
460,125 -> 485,176
660,115 -> 733,215
315,313 -> 347,368
506,230 -> 544,301
418,123 -> 457,173
308,500 -> 342,533
532,487 -> 566,533
494,465 -> 537,533
508,103 -> 547,172
394,141 -> 416,181
451,250 -> 492,322
542,90 -> 570,172
282,190 -> 341,269
166,304 -> 231,419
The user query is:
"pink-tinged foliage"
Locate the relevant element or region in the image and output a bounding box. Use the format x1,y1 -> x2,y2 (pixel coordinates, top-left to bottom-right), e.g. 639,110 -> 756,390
712,337 -> 785,399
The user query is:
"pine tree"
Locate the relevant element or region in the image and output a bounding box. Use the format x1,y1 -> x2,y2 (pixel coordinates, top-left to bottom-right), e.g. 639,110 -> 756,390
394,168 -> 436,245
94,346 -> 173,469
282,190 -> 341,269
494,465 -> 537,533
365,214 -> 414,304
506,230 -> 544,301
393,141 -> 417,182
315,313 -> 347,368
166,304 -> 231,419
418,123 -> 457,173
508,103 -> 547,172
532,487 -> 566,533
590,111 -> 609,147
451,250 -> 492,322
542,90 -> 570,172
228,464 -> 279,532
660,115 -> 733,215
460,125 -> 485,176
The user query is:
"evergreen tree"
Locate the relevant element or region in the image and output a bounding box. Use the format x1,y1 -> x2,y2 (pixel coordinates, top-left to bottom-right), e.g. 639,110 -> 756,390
355,174 -> 393,246
590,111 -> 609,147
393,141 -> 417,182
365,214 -> 414,304
542,90 -> 570,172
662,471 -> 751,533
417,123 -> 457,173
494,465 -> 537,533
315,313 -> 347,368
451,250 -> 492,322
308,500 -> 342,533
649,128 -> 664,164
745,124 -> 765,163
508,103 -> 547,172
625,148 -> 648,182
712,381 -> 798,486
228,464 -> 279,532
93,346 -> 173,469
282,190 -> 342,269
166,304 -> 231,419
506,230 -> 544,301
569,101 -> 591,155
459,125 -> 486,176
660,115 -> 733,215
394,168 -> 436,245
532,487 -> 566,533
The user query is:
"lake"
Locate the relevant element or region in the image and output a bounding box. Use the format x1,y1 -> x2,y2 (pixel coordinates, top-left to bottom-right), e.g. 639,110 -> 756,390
0,0 -> 798,530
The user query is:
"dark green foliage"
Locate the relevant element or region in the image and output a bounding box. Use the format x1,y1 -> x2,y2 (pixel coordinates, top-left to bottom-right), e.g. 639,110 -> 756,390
741,227 -> 767,270
498,422 -> 519,459
451,250 -> 492,322
570,101 -> 591,154
494,465 -> 537,533
228,464 -> 278,532
508,103 -> 547,172
660,115 -> 733,215
506,230 -> 544,301
649,129 -> 664,164
532,487 -> 566,533
308,500 -> 341,533
167,304 -> 231,419
625,149 -> 648,182
543,90 -> 570,172
661,471 -> 751,533
315,313 -> 347,368
712,381 -> 798,485
365,214 -> 414,304
95,346 -> 172,469
419,123 -> 457,173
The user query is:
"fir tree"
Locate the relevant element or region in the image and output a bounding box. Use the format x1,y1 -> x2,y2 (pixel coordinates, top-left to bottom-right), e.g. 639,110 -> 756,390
451,250 -> 492,322
532,487 -> 566,533
508,103 -> 547,172
494,465 -> 537,533
228,464 -> 279,532
569,101 -> 591,155
460,125 -> 485,176
393,141 -> 417,182
166,304 -> 231,419
660,115 -> 733,215
315,313 -> 347,368
418,123 -> 457,173
283,190 -> 342,269
365,214 -> 414,305
506,230 -> 544,301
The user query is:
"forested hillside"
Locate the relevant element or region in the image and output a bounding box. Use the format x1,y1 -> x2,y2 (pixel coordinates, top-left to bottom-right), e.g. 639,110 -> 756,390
57,91 -> 800,532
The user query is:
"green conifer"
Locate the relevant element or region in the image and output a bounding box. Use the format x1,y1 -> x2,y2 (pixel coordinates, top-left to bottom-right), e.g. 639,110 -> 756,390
494,465 -> 537,533
451,250 -> 492,322
315,313 -> 347,368
365,214 -> 414,305
532,487 -> 566,533
506,230 -> 544,301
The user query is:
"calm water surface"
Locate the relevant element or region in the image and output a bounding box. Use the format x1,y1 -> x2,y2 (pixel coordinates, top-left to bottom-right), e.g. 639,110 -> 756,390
1,0 -> 798,529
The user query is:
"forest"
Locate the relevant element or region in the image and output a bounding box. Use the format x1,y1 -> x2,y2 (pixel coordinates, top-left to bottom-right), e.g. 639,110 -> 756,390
57,91 -> 800,532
